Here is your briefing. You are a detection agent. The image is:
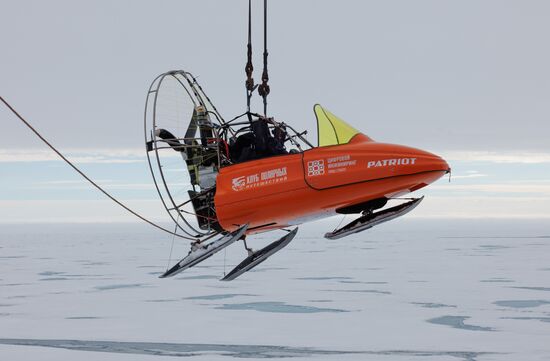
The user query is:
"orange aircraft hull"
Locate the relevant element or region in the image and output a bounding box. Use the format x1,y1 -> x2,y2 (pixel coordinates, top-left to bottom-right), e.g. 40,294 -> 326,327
214,134 -> 450,234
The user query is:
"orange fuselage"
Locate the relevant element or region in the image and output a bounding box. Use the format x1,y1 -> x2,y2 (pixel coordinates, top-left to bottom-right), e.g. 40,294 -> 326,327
214,134 -> 449,234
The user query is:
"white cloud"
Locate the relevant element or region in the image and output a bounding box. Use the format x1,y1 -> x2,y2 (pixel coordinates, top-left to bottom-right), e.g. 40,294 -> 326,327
0,148 -> 147,164
0,199 -> 172,224
429,182 -> 550,195
450,173 -> 488,179
41,179 -> 114,185
440,151 -> 550,164
3,194 -> 549,224
34,179 -> 190,191
410,196 -> 550,219
2,148 -> 549,222
0,147 -> 187,164
4,148 -> 550,165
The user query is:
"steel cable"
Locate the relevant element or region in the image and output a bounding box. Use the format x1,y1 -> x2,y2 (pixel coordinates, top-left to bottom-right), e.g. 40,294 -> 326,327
1,96 -> 196,241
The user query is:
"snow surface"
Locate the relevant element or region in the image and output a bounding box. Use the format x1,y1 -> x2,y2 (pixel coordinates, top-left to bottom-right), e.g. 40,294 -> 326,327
1,218 -> 549,360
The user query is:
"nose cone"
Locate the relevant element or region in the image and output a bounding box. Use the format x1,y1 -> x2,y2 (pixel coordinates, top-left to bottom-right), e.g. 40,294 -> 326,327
359,140 -> 449,171
354,140 -> 452,196
397,145 -> 450,175
368,142 -> 450,181
376,144 -> 451,196
363,143 -> 450,194
302,136 -> 450,191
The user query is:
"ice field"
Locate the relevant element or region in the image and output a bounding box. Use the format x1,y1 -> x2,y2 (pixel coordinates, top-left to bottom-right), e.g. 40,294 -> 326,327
1,218 -> 549,360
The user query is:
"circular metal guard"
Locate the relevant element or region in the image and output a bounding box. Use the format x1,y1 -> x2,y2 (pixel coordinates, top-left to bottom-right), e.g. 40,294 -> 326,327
144,71 -> 223,238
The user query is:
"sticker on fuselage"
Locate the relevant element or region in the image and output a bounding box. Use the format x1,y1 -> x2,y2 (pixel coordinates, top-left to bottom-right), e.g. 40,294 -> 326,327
327,155 -> 357,174
308,156 -> 357,176
307,160 -> 325,176
367,158 -> 417,168
231,167 -> 288,191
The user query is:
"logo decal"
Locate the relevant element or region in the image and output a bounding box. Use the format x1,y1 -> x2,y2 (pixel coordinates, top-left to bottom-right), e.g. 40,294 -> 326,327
327,155 -> 356,174
367,158 -> 417,168
307,160 -> 325,176
231,176 -> 246,191
231,167 -> 288,191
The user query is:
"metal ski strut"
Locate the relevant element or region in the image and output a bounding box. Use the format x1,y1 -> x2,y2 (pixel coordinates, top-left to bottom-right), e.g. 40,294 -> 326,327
221,228 -> 298,281
160,224 -> 249,278
325,197 -> 424,240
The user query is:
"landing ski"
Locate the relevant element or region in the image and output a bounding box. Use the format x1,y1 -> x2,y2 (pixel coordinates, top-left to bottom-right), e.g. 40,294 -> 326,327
160,224 -> 249,278
221,228 -> 298,281
325,197 -> 424,240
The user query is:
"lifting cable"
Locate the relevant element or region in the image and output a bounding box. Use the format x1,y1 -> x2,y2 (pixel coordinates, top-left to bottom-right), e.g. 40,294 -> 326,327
245,0 -> 270,117
257,0 -> 270,116
0,96 -> 196,241
245,0 -> 255,116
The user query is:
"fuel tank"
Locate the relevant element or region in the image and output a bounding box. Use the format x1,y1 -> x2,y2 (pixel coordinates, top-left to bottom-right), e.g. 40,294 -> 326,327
214,134 -> 449,233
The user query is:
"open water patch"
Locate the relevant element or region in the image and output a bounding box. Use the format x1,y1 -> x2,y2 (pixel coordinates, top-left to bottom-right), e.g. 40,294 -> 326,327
339,280 -> 388,285
412,302 -> 456,309
216,301 -> 348,313
94,283 -> 147,291
341,289 -> 391,295
177,275 -> 219,280
477,245 -> 511,251
322,289 -> 391,295
509,287 -> 550,292
501,317 -> 550,323
249,266 -> 287,273
65,273 -> 107,278
493,300 -> 550,308
295,276 -> 353,281
0,338 -> 495,360
78,261 -> 110,266
480,278 -> 514,283
427,316 -> 494,331
183,293 -> 255,301
6,295 -> 29,299
38,271 -> 65,276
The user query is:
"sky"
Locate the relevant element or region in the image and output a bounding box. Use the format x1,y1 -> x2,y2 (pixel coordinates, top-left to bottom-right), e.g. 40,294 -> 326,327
1,0 -> 549,223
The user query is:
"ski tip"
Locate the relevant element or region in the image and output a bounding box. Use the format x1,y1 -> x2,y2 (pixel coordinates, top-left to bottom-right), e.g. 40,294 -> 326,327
159,269 -> 174,278
220,227 -> 298,282
159,263 -> 182,278
160,224 -> 250,280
